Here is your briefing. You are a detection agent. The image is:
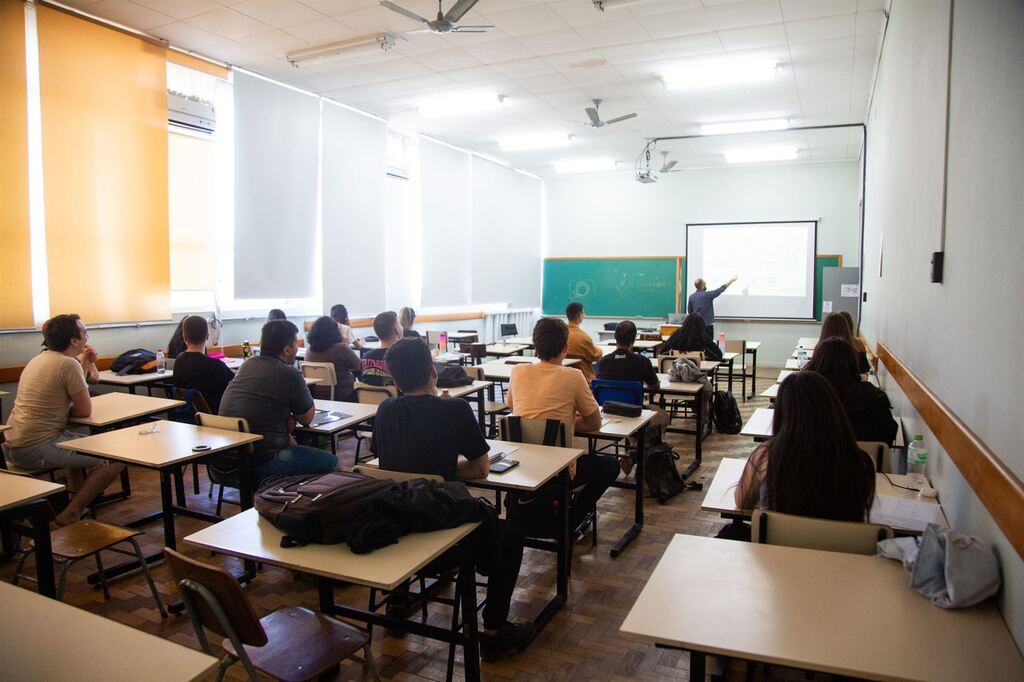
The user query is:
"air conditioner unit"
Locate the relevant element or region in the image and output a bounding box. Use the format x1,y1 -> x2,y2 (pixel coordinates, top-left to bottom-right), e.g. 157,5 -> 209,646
168,92 -> 215,134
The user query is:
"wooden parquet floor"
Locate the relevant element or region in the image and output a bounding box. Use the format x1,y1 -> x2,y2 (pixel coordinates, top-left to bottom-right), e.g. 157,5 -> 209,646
0,374 -> 780,682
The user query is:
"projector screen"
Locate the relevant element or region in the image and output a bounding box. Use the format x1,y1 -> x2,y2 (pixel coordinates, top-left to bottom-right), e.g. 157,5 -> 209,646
686,221 -> 817,320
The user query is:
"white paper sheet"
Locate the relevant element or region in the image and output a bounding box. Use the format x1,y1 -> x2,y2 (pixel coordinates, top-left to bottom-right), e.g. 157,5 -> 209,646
870,495 -> 941,532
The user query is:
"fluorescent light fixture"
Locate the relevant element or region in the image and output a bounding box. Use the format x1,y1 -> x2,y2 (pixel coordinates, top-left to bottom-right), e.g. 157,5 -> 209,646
700,118 -> 790,136
592,0 -> 659,9
286,33 -> 400,67
724,145 -> 799,164
553,158 -> 616,174
498,132 -> 572,152
417,91 -> 506,118
662,58 -> 778,90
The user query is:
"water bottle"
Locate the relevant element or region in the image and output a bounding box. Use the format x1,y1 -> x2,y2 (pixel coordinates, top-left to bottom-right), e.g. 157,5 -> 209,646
156,349 -> 166,374
718,332 -> 726,353
439,331 -> 448,353
907,435 -> 928,487
242,340 -> 252,360
797,349 -> 808,369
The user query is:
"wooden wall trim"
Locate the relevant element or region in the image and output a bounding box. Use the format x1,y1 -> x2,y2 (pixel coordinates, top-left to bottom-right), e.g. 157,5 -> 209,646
877,342 -> 1024,560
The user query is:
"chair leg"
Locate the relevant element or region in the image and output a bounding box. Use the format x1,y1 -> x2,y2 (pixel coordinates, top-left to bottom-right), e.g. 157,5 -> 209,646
216,485 -> 225,517
12,545 -> 31,586
127,537 -> 166,618
94,553 -> 110,600
56,560 -> 74,601
418,575 -> 428,623
214,655 -> 237,682
592,508 -> 599,547
191,462 -> 200,495
363,642 -> 381,682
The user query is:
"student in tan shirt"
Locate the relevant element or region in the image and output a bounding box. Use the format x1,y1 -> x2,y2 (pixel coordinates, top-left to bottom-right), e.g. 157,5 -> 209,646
508,318 -> 618,531
3,315 -> 127,526
564,302 -> 603,383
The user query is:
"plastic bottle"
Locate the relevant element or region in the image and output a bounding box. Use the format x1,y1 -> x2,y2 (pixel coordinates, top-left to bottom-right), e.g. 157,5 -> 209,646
439,331 -> 448,354
907,434 -> 928,488
718,331 -> 726,353
242,340 -> 251,359
156,349 -> 166,374
797,349 -> 808,369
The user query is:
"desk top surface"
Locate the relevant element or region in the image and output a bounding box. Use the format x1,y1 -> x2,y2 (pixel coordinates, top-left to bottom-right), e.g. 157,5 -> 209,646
300,400 -> 379,434
57,420 -> 262,467
651,374 -> 704,395
478,358 -> 580,379
439,380 -> 490,399
505,337 -> 534,347
69,392 -> 184,428
579,408 -> 657,439
96,369 -> 172,386
0,582 -> 218,681
745,341 -> 762,351
620,534 -> 1024,682
0,471 -> 65,512
796,337 -> 819,349
185,508 -> 478,590
485,343 -> 529,355
739,407 -> 774,438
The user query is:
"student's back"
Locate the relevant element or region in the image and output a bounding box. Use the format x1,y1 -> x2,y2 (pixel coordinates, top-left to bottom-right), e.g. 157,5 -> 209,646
172,352 -> 234,413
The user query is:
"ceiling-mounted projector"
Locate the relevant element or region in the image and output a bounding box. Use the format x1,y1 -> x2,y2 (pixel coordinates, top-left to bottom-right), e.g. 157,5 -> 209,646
636,169 -> 657,183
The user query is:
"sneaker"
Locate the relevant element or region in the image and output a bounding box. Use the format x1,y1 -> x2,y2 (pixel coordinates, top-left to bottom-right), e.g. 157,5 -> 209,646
619,456 -> 634,477
480,621 -> 536,662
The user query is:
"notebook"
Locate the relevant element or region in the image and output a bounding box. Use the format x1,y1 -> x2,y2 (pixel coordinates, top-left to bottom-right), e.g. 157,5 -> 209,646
310,410 -> 349,427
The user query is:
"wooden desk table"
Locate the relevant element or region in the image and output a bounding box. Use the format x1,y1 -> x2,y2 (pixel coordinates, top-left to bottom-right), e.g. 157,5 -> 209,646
442,380 -> 491,433
739,407 -> 774,441
784,357 -> 803,370
620,534 -> 1024,682
0,581 -> 218,680
577,408 -> 657,557
96,369 -> 173,395
761,383 -> 779,400
363,438 -> 582,634
477,358 -> 580,383
0,472 -> 65,597
796,336 -> 819,349
298,400 -> 378,455
648,374 -> 708,468
185,509 -> 483,681
57,420 -> 261,580
505,336 -> 535,347
602,339 -> 662,354
70,392 -> 183,430
744,341 -> 761,399
777,369 -> 795,383
485,343 -> 529,358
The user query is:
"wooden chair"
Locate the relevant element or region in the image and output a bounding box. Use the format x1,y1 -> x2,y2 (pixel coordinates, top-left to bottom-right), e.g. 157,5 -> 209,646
195,413 -> 251,517
352,383 -> 398,463
752,510 -> 894,556
299,361 -> 338,401
166,388 -> 212,496
164,548 -> 377,682
857,440 -> 891,473
724,339 -> 749,401
0,436 -> 59,482
456,330 -> 479,344
14,520 -> 165,617
463,366 -> 509,437
425,330 -> 442,348
459,342 -> 487,365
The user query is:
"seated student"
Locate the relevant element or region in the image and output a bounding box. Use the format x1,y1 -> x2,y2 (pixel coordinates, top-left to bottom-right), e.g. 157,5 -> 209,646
218,320 -> 337,485
3,314 -> 126,526
266,308 -> 287,322
171,315 -> 235,413
305,315 -> 360,401
735,371 -> 875,521
329,303 -> 364,349
663,312 -> 722,361
370,338 -> 535,658
507,318 -> 618,529
805,337 -> 898,445
564,302 -> 603,383
359,311 -> 401,386
839,310 -> 876,372
818,312 -> 871,374
398,306 -> 420,338
167,319 -> 186,359
594,320 -> 669,442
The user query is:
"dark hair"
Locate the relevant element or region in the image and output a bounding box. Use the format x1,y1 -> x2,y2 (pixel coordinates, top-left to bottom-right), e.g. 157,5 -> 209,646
167,320 -> 186,357
838,310 -> 865,352
565,302 -> 584,322
818,312 -> 853,346
267,309 -> 287,322
260,320 -> 298,358
42,314 -> 82,352
399,306 -> 416,331
839,310 -> 856,334
373,311 -> 400,340
385,338 -> 433,392
766,371 -> 875,521
181,315 -> 209,346
329,304 -> 350,325
804,337 -> 860,396
614,320 -> 637,347
533,318 -> 569,361
665,312 -> 709,352
307,316 -> 342,353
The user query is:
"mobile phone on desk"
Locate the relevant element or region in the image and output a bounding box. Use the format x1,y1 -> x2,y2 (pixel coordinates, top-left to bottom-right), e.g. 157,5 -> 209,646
490,459 -> 519,473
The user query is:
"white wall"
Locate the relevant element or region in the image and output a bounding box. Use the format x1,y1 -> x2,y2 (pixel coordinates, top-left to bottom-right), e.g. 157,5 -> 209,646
861,0 -> 1024,647
544,162 -> 862,365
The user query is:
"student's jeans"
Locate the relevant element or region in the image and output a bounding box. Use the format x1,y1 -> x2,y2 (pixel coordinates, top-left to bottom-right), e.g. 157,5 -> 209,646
249,445 -> 338,486
569,453 -> 620,528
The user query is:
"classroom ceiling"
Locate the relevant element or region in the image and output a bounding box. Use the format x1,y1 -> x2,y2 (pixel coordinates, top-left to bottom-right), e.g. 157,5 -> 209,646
62,0 -> 884,177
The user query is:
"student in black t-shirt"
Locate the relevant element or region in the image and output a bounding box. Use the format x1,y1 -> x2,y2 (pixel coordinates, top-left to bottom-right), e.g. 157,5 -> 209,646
359,311 -> 401,386
370,338 -> 534,661
171,315 -> 235,413
595,320 -> 660,388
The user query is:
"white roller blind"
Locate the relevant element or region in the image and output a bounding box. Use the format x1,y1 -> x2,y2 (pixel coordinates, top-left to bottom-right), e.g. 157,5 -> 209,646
420,138 -> 471,307
471,159 -> 542,307
321,101 -> 387,316
233,71 -> 319,299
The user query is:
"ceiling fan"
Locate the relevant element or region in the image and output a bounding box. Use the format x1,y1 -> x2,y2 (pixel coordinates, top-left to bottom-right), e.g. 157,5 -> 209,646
380,0 -> 493,34
574,99 -> 638,128
659,151 -> 680,173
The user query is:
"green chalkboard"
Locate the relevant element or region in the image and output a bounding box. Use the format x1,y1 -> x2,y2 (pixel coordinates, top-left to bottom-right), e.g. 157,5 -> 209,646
542,258 -> 679,317
815,254 -> 842,320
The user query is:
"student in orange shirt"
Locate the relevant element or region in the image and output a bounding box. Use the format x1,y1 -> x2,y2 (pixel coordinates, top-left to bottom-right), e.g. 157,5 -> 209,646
564,302 -> 603,383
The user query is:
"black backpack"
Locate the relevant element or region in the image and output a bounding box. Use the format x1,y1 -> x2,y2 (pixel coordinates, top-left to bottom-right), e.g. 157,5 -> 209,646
435,364 -> 473,387
110,348 -> 157,375
643,443 -> 686,503
711,390 -> 742,434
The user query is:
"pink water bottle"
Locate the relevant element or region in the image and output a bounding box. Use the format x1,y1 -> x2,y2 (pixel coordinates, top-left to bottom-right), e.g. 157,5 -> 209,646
439,332 -> 447,353
718,332 -> 726,352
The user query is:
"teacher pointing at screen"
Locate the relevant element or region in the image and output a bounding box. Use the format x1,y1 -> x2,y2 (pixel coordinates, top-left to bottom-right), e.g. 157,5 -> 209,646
687,276 -> 738,340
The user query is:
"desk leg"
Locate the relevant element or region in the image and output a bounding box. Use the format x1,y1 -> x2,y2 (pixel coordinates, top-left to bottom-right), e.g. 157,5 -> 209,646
749,349 -> 757,400
159,470 -> 177,550
238,452 -> 257,580
476,390 -> 485,435
611,425 -> 646,557
727,357 -> 734,396
26,500 -> 56,598
458,548 -> 481,682
690,651 -> 706,681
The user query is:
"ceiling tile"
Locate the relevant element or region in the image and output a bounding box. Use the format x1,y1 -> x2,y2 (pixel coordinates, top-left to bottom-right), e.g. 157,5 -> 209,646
654,32 -> 724,58
84,0 -> 176,30
445,65 -> 509,85
298,0 -> 377,14
788,36 -> 856,62
188,7 -> 271,39
515,29 -> 591,56
636,8 -> 716,40
626,0 -> 703,17
489,57 -> 556,79
794,57 -> 853,94
545,0 -> 623,27
330,4 -> 417,32
150,21 -> 226,50
367,56 -> 435,79
575,17 -> 652,49
132,0 -> 222,20
718,23 -> 788,50
857,0 -> 885,10
598,43 -> 667,66
232,0 -> 323,28
562,65 -> 627,89
855,10 -> 885,35
781,0 -> 857,22
320,65 -> 394,88
705,0 -> 784,31
243,29 -> 310,54
412,48 -> 482,70
282,17 -> 355,42
785,13 -> 856,43
477,4 -> 568,37
460,38 -> 533,64
512,72 -> 575,93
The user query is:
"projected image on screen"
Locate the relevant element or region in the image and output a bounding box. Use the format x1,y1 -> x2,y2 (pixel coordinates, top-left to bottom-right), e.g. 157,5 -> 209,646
687,221 -> 817,319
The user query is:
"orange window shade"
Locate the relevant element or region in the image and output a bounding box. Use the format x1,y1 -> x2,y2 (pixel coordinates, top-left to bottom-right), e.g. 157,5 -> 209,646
0,0 -> 34,328
167,49 -> 228,79
37,6 -> 170,323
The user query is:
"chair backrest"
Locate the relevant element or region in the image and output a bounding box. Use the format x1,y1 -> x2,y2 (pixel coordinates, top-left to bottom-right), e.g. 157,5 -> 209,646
498,416 -> 567,447
724,339 -> 747,368
459,342 -> 487,362
752,510 -> 894,556
590,379 -> 644,406
462,365 -> 484,381
426,330 -> 442,347
659,324 -> 679,338
196,412 -> 250,434
500,323 -> 518,337
167,387 -> 212,423
857,441 -> 890,473
353,381 -> 397,405
300,361 -> 337,401
353,465 -> 443,483
163,548 -> 267,646
658,353 -> 703,373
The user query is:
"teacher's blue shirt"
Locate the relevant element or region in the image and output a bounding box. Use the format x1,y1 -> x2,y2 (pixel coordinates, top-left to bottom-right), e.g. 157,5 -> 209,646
687,284 -> 728,324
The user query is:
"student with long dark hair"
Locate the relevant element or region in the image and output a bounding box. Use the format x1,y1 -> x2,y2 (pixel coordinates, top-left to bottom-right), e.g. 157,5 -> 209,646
735,371 -> 875,521
167,319 -> 187,359
305,315 -> 360,401
817,312 -> 870,373
663,312 -> 722,361
329,303 -> 364,349
805,337 -> 898,445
